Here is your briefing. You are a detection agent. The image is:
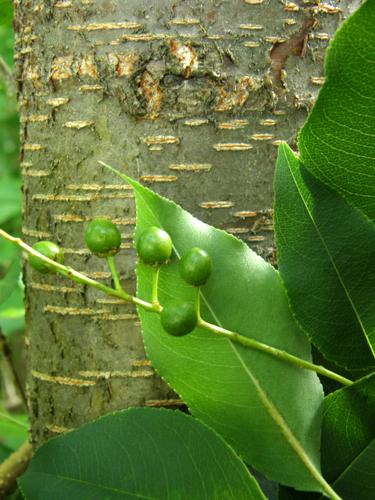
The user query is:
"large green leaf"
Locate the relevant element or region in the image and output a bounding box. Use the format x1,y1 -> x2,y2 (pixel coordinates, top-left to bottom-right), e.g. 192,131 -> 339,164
107,170 -> 325,492
274,144 -> 375,372
19,408 -> 265,500
299,0 -> 375,221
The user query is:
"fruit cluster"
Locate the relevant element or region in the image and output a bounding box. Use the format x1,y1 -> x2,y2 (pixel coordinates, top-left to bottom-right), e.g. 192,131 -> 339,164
28,219 -> 212,337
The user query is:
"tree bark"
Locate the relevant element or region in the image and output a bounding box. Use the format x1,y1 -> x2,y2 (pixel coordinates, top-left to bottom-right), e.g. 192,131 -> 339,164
14,0 -> 358,447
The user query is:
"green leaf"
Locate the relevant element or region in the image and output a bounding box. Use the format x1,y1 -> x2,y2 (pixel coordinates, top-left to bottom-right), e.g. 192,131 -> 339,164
19,408 -> 265,500
331,439 -> 375,500
105,166 -> 325,493
320,374 -> 375,498
299,0 -> 375,221
274,143 -> 375,372
279,374 -> 375,500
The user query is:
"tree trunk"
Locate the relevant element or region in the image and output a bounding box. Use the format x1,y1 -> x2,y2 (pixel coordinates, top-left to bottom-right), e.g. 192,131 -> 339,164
14,0 -> 358,447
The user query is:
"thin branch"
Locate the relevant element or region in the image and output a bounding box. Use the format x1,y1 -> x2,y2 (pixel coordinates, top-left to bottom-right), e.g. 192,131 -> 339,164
0,331 -> 28,409
198,319 -> 353,387
0,229 -> 158,313
0,55 -> 15,95
0,441 -> 33,497
0,55 -> 11,77
0,411 -> 29,428
0,228 -> 353,386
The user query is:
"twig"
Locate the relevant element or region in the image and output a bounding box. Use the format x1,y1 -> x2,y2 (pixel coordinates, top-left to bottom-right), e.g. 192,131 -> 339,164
198,319 -> 353,386
0,331 -> 28,410
0,441 -> 33,497
0,228 -> 353,387
0,55 -> 15,95
0,229 -> 158,313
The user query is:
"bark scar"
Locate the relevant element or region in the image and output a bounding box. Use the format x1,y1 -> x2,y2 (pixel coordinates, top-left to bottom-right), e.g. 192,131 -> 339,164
270,17 -> 315,85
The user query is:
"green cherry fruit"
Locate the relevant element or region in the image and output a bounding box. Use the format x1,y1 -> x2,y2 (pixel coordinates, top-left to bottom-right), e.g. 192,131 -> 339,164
179,247 -> 212,287
160,302 -> 197,337
85,218 -> 121,257
29,241 -> 64,274
136,226 -> 172,266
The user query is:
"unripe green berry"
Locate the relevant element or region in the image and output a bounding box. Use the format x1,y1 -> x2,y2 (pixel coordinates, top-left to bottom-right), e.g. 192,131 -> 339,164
85,218 -> 121,257
29,241 -> 64,274
179,247 -> 212,286
160,302 -> 197,337
136,226 -> 172,266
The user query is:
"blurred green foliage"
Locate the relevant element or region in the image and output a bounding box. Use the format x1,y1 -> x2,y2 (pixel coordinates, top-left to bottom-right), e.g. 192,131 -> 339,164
0,0 -> 27,466
0,0 -> 23,337
0,405 -> 28,462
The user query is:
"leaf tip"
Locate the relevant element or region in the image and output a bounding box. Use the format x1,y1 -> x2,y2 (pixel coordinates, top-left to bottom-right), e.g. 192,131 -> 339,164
98,160 -> 136,186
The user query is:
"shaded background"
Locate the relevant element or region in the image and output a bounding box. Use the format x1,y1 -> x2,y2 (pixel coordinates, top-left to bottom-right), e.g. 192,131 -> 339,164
0,0 -> 28,477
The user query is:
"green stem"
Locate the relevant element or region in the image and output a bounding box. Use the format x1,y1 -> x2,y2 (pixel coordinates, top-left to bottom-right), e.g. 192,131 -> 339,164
0,55 -> 15,96
0,56 -> 11,78
0,229 -> 157,313
198,319 -> 353,386
0,228 -> 352,386
151,267 -> 161,308
107,255 -> 122,292
195,287 -> 201,321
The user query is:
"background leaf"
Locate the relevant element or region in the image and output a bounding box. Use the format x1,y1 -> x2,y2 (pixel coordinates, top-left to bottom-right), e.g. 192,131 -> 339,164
19,408 -> 265,500
117,173 -> 325,493
330,439 -> 374,500
274,144 -> 375,372
299,0 -> 375,221
320,373 -> 375,499
279,374 -> 375,500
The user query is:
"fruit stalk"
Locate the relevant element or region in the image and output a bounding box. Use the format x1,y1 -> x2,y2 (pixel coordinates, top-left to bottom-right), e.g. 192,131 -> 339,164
107,255 -> 123,293
151,267 -> 161,308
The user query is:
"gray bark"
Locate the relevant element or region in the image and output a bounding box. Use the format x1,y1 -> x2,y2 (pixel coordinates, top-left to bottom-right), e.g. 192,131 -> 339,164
14,0 -> 358,446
